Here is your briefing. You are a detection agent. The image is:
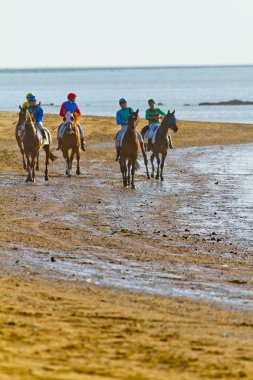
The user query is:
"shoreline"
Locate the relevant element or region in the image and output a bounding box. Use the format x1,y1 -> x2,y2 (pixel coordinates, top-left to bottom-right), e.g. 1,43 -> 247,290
1,112 -> 253,379
2,110 -> 253,126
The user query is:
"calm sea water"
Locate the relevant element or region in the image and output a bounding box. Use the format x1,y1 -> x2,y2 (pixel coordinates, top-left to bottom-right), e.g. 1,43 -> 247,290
1,66 -> 253,123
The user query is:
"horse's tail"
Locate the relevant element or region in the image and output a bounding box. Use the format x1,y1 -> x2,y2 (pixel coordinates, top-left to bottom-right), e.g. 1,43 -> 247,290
49,148 -> 57,162
135,160 -> 140,171
43,146 -> 57,162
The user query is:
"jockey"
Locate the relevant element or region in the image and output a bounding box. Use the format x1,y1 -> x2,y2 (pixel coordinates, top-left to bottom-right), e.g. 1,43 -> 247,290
22,93 -> 34,109
27,96 -> 47,143
145,99 -> 167,151
115,98 -> 144,161
57,93 -> 85,151
17,93 -> 34,132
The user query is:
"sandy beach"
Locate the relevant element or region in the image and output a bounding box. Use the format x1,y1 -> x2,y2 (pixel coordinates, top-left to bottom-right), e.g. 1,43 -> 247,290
0,111 -> 253,380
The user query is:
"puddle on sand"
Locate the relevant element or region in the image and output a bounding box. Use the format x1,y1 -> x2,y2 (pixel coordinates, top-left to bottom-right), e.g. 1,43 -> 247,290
172,144 -> 253,247
4,243 -> 253,311
142,144 -> 253,249
0,174 -> 25,187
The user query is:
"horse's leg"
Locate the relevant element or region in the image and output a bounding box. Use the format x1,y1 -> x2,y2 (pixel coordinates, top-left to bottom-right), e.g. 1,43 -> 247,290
160,152 -> 167,181
145,158 -> 150,179
25,154 -> 32,183
22,149 -> 27,171
31,155 -> 36,182
127,161 -> 131,186
64,151 -> 68,175
120,159 -> 127,187
150,154 -> 155,178
168,133 -> 174,149
19,140 -> 27,170
68,149 -> 75,177
76,149 -> 81,175
66,150 -> 72,177
16,134 -> 27,170
18,141 -> 27,170
44,145 -> 49,181
131,163 -> 136,189
36,152 -> 40,171
155,155 -> 161,180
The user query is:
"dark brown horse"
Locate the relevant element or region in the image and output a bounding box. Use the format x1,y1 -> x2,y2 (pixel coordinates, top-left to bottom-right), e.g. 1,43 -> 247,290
119,109 -> 147,188
22,110 -> 56,182
141,110 -> 178,181
61,112 -> 81,177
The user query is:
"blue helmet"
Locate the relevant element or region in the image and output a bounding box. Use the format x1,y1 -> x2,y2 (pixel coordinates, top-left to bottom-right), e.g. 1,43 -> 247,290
28,95 -> 36,102
119,98 -> 127,104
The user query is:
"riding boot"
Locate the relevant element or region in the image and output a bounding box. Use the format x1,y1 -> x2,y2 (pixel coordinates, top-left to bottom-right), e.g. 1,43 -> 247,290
147,139 -> 152,152
56,140 -> 62,150
81,141 -> 86,152
115,146 -> 121,161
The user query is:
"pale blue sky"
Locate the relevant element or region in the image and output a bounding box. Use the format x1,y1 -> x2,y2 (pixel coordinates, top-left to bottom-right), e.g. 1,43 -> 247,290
1,0 -> 253,68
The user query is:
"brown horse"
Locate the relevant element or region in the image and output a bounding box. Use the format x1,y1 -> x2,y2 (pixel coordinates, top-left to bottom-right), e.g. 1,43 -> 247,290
141,110 -> 178,181
16,106 -> 39,171
22,110 -> 56,182
61,112 -> 81,177
119,109 -> 147,189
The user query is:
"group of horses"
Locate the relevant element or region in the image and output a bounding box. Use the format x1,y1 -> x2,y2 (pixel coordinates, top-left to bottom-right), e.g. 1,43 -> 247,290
119,109 -> 178,188
16,107 -> 81,182
15,107 -> 178,187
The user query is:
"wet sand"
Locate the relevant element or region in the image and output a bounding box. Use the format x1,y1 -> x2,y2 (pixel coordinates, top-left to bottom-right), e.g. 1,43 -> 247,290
0,111 -> 253,379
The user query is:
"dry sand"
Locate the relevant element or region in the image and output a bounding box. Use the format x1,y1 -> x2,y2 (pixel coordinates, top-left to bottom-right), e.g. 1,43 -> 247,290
0,111 -> 253,380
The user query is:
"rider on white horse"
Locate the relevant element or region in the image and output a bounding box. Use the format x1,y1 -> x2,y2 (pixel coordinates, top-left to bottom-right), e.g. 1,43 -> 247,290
57,93 -> 85,151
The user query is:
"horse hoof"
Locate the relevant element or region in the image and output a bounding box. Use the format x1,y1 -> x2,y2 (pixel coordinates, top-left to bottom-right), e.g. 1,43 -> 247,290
45,176 -> 49,181
161,177 -> 164,181
76,170 -> 80,175
36,166 -> 39,171
147,175 -> 151,179
155,175 -> 159,180
131,185 -> 136,189
151,173 -> 154,178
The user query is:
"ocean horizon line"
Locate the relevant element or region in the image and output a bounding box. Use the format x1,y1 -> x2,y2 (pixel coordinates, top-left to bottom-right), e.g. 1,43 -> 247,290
1,64 -> 253,73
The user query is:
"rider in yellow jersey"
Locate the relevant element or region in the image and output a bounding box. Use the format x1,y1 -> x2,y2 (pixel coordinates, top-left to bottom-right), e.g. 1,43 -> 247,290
22,93 -> 34,109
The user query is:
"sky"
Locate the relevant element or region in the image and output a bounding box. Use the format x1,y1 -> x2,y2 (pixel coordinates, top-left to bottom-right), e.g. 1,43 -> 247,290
0,0 -> 253,68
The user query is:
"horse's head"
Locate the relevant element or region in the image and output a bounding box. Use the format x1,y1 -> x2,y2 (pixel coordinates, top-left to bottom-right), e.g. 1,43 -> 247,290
63,111 -> 76,134
18,105 -> 27,126
165,110 -> 178,133
128,109 -> 139,130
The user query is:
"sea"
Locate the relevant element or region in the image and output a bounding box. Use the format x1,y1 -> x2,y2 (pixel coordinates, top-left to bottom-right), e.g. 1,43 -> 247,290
1,65 -> 253,123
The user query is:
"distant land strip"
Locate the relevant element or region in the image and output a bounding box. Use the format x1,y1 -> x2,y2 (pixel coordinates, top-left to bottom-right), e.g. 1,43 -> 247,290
199,99 -> 253,106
